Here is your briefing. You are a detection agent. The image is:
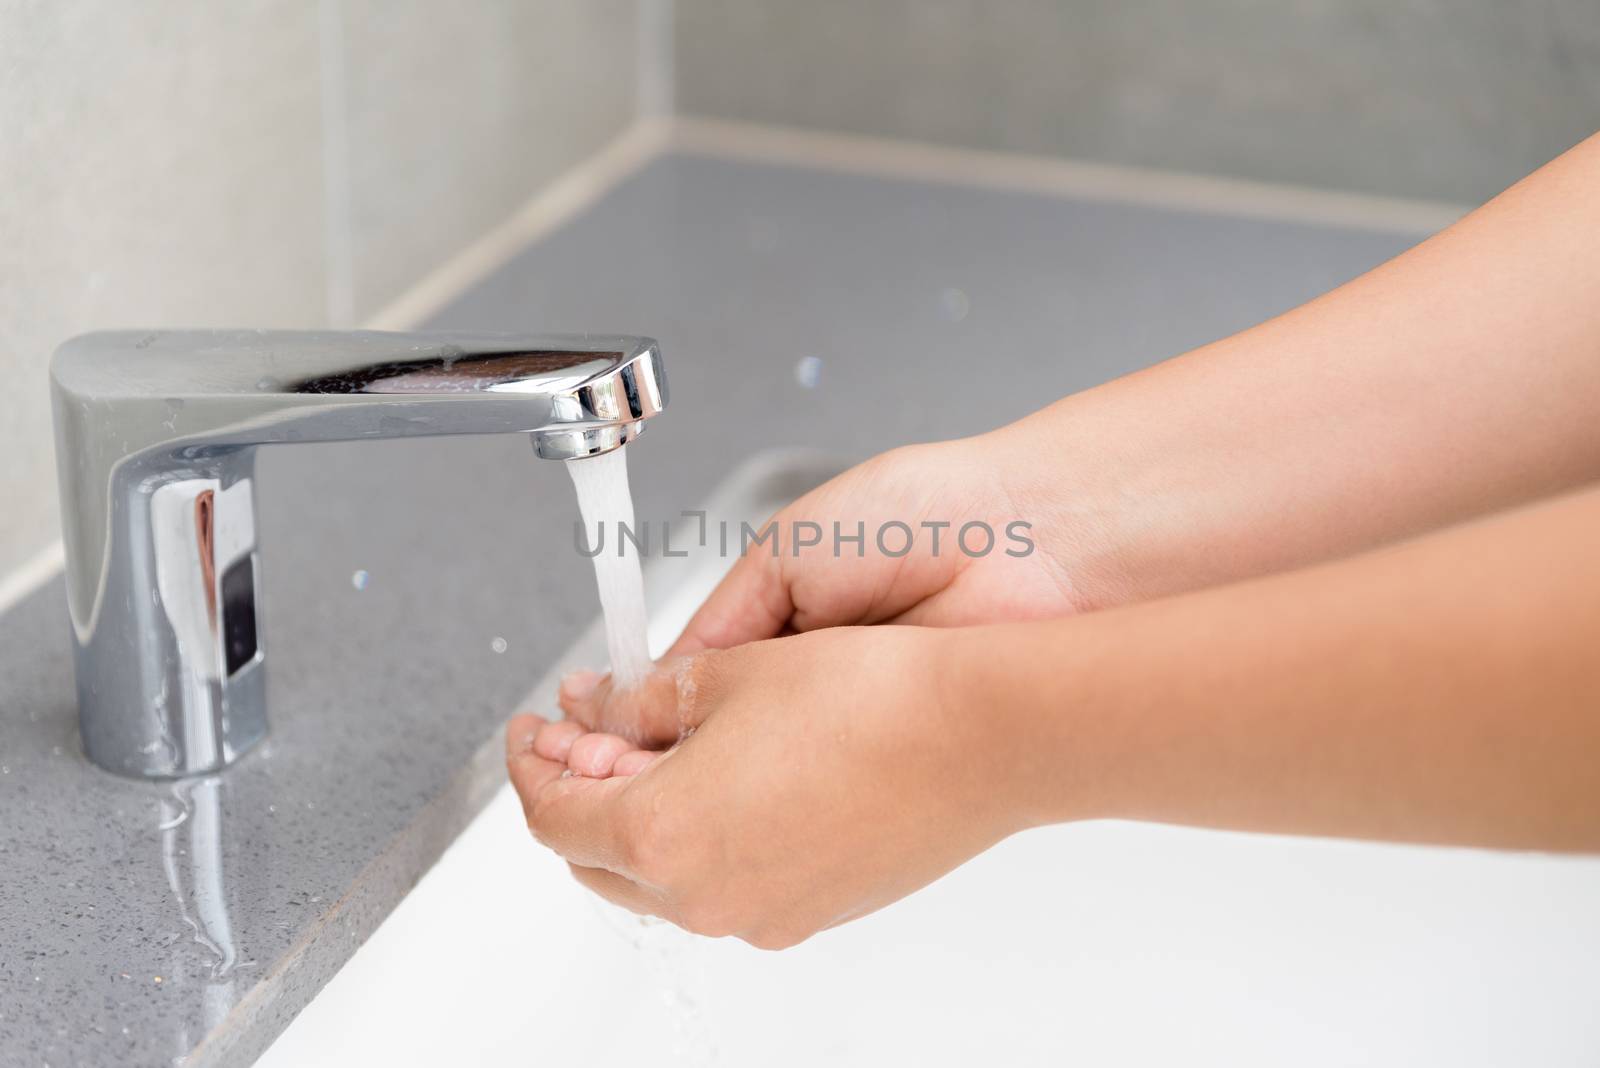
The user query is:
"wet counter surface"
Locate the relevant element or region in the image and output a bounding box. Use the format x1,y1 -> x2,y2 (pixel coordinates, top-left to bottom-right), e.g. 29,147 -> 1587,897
0,149 -> 1418,1065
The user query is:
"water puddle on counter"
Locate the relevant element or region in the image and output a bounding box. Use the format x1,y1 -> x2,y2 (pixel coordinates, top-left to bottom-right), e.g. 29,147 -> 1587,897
567,445 -> 653,689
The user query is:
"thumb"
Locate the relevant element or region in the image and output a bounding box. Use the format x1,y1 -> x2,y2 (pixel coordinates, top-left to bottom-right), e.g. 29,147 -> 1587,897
558,655 -> 719,747
664,540 -> 795,658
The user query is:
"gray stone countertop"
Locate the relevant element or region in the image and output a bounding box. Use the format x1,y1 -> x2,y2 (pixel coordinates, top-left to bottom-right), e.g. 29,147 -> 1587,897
0,149 -> 1416,1066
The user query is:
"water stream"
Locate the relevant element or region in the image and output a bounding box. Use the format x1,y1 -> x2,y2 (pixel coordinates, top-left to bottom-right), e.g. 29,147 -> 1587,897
567,444 -> 718,1062
567,446 -> 653,690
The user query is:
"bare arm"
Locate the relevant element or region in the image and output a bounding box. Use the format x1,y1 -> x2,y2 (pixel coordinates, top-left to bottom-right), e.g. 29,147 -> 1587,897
654,133 -> 1600,664
1012,130 -> 1600,609
509,133 -> 1600,948
992,480 -> 1600,851
512,478 -> 1600,949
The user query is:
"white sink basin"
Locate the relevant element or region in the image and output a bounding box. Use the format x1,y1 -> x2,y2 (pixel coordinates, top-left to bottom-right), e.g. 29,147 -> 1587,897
262,453 -> 1600,1067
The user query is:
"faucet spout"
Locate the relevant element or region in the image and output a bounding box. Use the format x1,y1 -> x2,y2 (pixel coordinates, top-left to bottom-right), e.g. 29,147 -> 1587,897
49,330 -> 667,778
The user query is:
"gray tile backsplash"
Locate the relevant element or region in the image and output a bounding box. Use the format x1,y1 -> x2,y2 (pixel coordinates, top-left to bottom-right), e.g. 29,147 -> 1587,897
675,0 -> 1600,205
338,0 -> 638,320
0,0 -> 642,584
0,1 -> 327,584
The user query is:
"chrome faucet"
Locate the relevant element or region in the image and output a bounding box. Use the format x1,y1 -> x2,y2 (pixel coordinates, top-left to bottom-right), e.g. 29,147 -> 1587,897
50,330 -> 667,778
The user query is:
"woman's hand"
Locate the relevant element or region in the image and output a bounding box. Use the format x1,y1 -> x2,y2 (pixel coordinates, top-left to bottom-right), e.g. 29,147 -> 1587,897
559,432 -> 1103,745
669,435 -> 1089,652
506,626 -> 1029,949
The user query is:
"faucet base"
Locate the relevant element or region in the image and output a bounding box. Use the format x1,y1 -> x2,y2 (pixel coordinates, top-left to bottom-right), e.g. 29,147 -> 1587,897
73,449 -> 268,778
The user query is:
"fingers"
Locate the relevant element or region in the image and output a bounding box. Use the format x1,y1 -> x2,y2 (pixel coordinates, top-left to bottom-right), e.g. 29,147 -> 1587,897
507,717 -> 572,820
612,748 -> 661,777
557,669 -> 609,725
532,719 -> 585,762
506,713 -> 544,761
509,717 -> 666,904
533,717 -> 664,779
558,661 -> 696,747
557,669 -> 602,708
522,771 -> 636,873
567,863 -> 677,923
507,715 -> 567,794
664,539 -> 794,658
567,732 -> 634,777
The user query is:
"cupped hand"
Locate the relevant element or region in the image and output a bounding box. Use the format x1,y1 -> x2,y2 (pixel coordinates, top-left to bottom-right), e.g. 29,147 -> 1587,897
561,432 -> 1094,745
506,626 -> 1027,949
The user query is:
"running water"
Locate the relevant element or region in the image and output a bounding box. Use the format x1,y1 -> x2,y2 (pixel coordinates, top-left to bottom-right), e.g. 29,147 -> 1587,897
569,445 -> 716,1061
567,446 -> 653,690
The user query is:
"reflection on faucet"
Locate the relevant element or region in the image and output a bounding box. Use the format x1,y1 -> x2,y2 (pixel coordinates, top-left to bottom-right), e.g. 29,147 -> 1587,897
159,777 -> 249,1058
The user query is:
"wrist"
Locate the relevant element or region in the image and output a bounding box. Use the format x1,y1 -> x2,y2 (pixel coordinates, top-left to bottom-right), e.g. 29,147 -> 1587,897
934,618 -> 1113,834
982,404 -> 1145,616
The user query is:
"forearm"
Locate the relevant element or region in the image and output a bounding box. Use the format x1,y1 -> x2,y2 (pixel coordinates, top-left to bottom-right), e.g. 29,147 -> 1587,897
966,481 -> 1600,851
998,131 -> 1600,610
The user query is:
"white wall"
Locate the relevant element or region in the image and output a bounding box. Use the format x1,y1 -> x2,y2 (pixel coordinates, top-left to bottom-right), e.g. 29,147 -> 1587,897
0,0 -> 643,584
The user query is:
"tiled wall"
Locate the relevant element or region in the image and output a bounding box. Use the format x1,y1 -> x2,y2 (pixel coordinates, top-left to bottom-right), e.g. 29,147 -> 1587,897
0,0 -> 639,582
7,1 -> 1596,585
336,0 -> 640,318
675,0 -> 1600,205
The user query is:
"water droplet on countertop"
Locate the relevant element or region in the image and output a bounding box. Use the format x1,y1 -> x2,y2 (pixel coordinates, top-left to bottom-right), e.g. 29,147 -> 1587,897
350,569 -> 370,591
490,636 -> 508,654
938,286 -> 971,323
794,355 -> 823,389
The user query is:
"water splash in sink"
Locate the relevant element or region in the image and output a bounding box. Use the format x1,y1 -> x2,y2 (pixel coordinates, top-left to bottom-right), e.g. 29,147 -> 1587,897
590,899 -> 718,1063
